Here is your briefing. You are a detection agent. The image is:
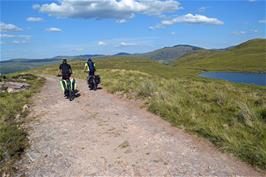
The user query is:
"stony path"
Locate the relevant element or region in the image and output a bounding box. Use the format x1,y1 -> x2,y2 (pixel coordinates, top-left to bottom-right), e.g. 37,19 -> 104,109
18,76 -> 262,176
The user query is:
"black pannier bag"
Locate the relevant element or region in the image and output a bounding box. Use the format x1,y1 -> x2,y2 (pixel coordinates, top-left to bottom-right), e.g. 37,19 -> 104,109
95,75 -> 101,84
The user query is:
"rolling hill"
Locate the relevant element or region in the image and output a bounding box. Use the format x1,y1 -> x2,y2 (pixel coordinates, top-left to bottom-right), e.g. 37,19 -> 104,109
174,38 -> 266,72
141,45 -> 203,62
1,38 -> 265,74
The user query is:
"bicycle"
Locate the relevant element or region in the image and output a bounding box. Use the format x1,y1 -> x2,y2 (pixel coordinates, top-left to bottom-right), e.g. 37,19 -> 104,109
58,74 -> 75,101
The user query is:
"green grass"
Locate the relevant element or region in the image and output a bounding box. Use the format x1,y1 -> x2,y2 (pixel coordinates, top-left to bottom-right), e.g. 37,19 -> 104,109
30,39 -> 266,170
33,54 -> 266,171
0,73 -> 45,174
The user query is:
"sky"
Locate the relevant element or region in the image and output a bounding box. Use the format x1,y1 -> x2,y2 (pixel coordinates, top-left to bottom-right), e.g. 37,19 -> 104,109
0,0 -> 265,60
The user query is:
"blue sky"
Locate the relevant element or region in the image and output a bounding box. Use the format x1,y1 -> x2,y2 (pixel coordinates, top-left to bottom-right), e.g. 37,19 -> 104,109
0,0 -> 265,60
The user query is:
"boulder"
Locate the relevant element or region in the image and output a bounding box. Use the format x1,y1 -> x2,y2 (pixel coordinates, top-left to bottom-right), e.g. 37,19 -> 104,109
0,81 -> 30,93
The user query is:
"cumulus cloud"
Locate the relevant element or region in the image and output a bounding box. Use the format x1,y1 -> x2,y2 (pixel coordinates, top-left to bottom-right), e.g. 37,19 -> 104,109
98,41 -> 107,46
150,13 -> 224,29
46,27 -> 62,32
0,22 -> 23,32
34,0 -> 181,21
26,17 -> 43,22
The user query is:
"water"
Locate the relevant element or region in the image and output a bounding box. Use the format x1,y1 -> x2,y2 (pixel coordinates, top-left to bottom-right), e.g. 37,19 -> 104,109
199,72 -> 266,86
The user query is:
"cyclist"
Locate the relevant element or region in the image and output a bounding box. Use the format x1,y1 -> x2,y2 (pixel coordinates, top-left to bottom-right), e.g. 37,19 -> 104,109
58,59 -> 74,97
59,58 -> 72,80
84,58 -> 97,90
84,58 -> 96,76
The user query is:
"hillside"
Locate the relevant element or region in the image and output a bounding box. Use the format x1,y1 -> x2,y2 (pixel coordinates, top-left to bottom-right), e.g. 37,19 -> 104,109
0,58 -> 62,74
142,45 -> 202,62
174,39 -> 266,72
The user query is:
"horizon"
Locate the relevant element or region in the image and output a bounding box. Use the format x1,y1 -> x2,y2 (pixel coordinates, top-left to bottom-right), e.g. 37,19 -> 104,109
0,37 -> 265,61
1,0 -> 265,60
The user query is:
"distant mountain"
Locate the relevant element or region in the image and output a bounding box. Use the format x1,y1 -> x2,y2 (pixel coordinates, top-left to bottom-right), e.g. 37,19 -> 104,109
53,54 -> 104,59
141,45 -> 203,62
113,52 -> 131,56
1,39 -> 264,74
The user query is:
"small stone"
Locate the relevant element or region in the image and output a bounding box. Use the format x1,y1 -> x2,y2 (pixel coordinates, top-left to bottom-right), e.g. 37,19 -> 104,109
22,104 -> 30,112
15,114 -> 20,119
7,87 -> 14,93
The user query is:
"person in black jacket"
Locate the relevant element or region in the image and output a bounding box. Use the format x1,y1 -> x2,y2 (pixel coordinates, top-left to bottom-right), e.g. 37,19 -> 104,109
58,59 -> 72,80
58,59 -> 74,97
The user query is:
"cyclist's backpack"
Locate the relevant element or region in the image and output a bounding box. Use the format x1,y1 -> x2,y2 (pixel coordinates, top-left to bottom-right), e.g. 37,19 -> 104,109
88,61 -> 95,72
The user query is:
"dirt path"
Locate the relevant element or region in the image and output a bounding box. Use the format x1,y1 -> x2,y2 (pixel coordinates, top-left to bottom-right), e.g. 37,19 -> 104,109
18,76 -> 262,176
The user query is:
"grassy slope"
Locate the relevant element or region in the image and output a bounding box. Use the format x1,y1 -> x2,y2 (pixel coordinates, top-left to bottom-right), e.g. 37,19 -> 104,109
0,73 -> 44,174
174,39 -> 266,72
34,51 -> 266,170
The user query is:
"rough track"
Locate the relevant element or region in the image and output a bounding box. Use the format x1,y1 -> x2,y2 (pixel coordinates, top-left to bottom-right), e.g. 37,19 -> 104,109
18,76 -> 262,176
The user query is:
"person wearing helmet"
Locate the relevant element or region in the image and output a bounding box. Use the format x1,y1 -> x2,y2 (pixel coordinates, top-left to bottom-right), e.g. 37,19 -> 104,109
84,58 -> 96,77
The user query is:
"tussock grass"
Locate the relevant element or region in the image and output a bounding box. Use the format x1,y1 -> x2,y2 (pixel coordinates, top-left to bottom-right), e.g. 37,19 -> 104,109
99,69 -> 266,170
0,73 -> 44,174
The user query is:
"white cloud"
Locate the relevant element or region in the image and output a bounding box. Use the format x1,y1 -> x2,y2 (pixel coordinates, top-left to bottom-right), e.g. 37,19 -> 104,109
0,34 -> 16,38
0,22 -> 23,32
17,35 -> 31,40
150,13 -> 224,29
232,31 -> 246,35
116,19 -> 128,23
258,19 -> 266,24
98,41 -> 107,46
170,32 -> 176,35
11,40 -> 28,44
248,0 -> 256,2
119,41 -> 136,46
27,17 -> 43,22
46,27 -> 62,32
198,6 -> 208,13
34,0 -> 181,22
0,34 -> 31,40
72,48 -> 84,51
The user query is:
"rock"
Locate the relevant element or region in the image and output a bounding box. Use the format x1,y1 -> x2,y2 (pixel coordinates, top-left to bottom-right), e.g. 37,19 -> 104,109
22,104 -> 30,113
1,81 -> 30,93
15,114 -> 20,119
7,87 -> 14,93
26,151 -> 40,162
5,81 -> 29,90
118,140 -> 130,149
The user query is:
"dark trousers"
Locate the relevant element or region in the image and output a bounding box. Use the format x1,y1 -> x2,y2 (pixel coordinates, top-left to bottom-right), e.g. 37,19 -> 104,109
89,71 -> 94,76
